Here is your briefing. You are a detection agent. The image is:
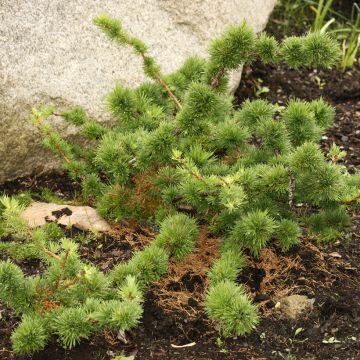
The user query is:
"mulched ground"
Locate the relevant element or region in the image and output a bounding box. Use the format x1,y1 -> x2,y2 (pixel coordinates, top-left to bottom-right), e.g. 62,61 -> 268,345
1,42 -> 360,360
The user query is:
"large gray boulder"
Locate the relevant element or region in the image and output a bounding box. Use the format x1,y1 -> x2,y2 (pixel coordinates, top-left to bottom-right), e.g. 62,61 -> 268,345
0,0 -> 276,184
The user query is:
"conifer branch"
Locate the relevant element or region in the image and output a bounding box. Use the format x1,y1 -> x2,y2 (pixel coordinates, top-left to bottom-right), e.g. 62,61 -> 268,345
24,223 -> 62,262
54,250 -> 70,290
61,250 -> 70,271
61,270 -> 86,290
210,67 -> 225,89
288,169 -> 296,211
139,53 -> 182,109
32,109 -> 72,165
53,144 -> 72,165
156,73 -> 182,110
44,250 -> 61,261
94,15 -> 182,110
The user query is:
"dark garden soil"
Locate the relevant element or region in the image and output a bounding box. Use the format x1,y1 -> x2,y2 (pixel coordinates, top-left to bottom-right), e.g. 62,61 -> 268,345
0,172 -> 82,199
1,43 -> 360,360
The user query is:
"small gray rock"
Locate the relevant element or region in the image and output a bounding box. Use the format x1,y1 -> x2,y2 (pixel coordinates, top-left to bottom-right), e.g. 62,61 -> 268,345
277,294 -> 315,320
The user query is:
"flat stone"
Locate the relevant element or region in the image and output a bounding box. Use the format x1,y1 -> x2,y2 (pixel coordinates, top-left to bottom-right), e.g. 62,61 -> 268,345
277,294 -> 315,320
0,0 -> 276,183
21,202 -> 110,232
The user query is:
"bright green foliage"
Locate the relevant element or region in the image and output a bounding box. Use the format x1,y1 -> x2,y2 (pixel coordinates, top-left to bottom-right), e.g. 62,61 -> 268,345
304,206 -> 351,242
87,277 -> 143,332
260,164 -> 290,196
328,142 -> 347,163
168,56 -> 206,97
42,222 -> 65,240
61,106 -> 87,126
0,261 -> 35,314
94,15 -> 160,80
281,33 -> 339,69
236,99 -> 277,131
289,142 -> 325,173
0,196 -> 28,237
281,36 -> 307,69
206,280 -> 259,336
312,0 -> 334,32
137,122 -> 176,168
289,142 -> 348,206
110,214 -> 200,287
0,242 -> 38,260
208,249 -> 246,285
94,132 -> 133,183
308,98 -> 336,129
177,83 -> 232,135
275,0 -> 358,71
343,172 -> 360,205
282,99 -> 321,146
258,120 -> 291,155
81,120 -> 107,140
154,213 -> 199,259
107,84 -> 148,129
129,244 -> 169,285
95,185 -> 133,221
0,207 -> 164,355
256,33 -> 279,63
0,244 -> 145,355
82,173 -> 105,201
31,15 -> 359,341
298,162 -> 346,205
230,210 -> 276,257
110,262 -> 137,288
208,22 -> 255,70
303,32 -> 340,68
55,307 -> 93,349
110,298 -> 143,330
118,275 -> 143,302
276,219 -> 301,251
212,119 -> 250,151
0,220 -> 64,261
11,315 -> 48,355
93,15 -> 127,43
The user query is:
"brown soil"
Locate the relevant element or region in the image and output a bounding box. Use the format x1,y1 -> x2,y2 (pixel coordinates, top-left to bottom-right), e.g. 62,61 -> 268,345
1,42 -> 360,360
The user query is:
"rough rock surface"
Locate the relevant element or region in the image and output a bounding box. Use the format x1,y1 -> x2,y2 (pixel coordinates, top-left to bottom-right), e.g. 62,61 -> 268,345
21,202 -> 110,232
0,0 -> 276,183
277,294 -> 315,320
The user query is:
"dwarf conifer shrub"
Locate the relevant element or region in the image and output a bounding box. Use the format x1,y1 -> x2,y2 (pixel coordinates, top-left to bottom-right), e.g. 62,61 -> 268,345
31,15 -> 360,340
